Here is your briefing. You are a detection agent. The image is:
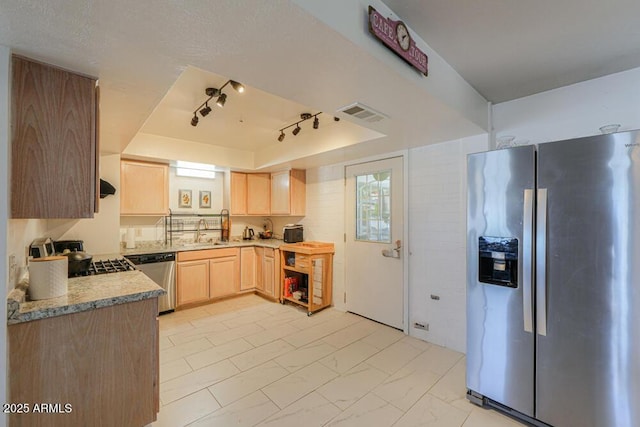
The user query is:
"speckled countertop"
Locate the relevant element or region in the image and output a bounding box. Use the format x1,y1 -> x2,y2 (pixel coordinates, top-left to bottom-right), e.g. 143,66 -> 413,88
120,238 -> 284,256
7,239 -> 284,325
7,271 -> 165,325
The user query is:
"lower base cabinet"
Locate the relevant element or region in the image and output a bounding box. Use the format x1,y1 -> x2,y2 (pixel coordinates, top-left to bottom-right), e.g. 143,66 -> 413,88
177,259 -> 210,306
176,248 -> 240,308
8,298 -> 159,427
176,246 -> 279,308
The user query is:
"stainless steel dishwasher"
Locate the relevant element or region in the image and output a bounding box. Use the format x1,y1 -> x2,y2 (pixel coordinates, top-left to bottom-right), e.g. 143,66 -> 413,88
125,252 -> 175,314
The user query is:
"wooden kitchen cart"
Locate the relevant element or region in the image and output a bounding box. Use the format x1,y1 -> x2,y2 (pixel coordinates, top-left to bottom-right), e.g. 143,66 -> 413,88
280,242 -> 334,315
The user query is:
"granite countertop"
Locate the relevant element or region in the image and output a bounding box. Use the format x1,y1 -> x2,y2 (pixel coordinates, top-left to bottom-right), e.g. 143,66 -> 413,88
7,271 -> 165,325
120,238 -> 284,256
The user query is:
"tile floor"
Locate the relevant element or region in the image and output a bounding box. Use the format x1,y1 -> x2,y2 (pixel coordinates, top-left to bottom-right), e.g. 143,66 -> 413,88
149,294 -> 524,427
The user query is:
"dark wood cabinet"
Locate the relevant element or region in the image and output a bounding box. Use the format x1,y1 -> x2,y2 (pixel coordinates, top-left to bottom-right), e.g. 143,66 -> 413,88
11,55 -> 98,218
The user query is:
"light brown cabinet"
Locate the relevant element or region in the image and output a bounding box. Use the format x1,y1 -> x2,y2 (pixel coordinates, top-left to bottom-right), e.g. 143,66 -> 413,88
263,248 -> 279,298
240,247 -> 256,290
271,169 -> 306,215
120,159 -> 169,216
11,55 -> 98,218
176,259 -> 210,306
230,172 -> 247,215
9,298 -> 159,427
230,170 -> 305,216
247,173 -> 271,215
176,248 -> 240,308
210,249 -> 240,298
254,247 -> 279,299
280,242 -> 334,315
230,172 -> 271,215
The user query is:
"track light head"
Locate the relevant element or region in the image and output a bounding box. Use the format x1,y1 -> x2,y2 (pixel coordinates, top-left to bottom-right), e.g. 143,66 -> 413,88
278,131 -> 285,142
191,115 -> 199,126
313,116 -> 319,129
229,80 -> 245,93
205,87 -> 220,97
200,103 -> 212,117
216,93 -> 227,108
292,125 -> 301,136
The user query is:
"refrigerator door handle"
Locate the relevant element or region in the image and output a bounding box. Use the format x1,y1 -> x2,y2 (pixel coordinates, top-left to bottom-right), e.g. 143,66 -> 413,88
522,189 -> 534,333
536,188 -> 548,336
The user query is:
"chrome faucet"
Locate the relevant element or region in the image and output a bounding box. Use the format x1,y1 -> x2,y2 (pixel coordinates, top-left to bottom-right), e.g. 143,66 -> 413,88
195,218 -> 207,243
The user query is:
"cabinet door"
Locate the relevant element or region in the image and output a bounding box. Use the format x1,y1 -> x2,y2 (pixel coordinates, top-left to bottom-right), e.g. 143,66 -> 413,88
11,56 -> 97,218
230,172 -> 247,215
263,253 -> 275,297
247,173 -> 271,215
176,260 -> 210,307
210,254 -> 240,298
255,247 -> 264,292
120,160 -> 168,215
289,169 -> 306,216
240,247 -> 256,290
270,171 -> 290,215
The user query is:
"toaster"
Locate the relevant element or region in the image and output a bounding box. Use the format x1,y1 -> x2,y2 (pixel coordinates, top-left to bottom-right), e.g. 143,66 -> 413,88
29,237 -> 55,258
283,224 -> 304,243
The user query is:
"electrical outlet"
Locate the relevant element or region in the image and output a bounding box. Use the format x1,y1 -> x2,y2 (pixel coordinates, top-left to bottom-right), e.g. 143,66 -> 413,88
8,254 -> 17,285
413,322 -> 429,331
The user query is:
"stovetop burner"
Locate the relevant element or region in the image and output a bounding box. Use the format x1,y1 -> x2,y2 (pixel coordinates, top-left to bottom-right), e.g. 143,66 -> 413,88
88,258 -> 137,275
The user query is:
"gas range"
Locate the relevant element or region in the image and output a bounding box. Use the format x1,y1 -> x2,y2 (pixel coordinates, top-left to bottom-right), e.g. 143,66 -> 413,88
71,258 -> 137,277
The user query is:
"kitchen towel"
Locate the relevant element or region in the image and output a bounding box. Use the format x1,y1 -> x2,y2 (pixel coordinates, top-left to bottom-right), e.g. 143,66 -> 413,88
28,256 -> 68,300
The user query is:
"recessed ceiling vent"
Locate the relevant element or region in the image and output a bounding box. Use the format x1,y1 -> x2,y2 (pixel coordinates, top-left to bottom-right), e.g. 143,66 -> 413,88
336,102 -> 389,123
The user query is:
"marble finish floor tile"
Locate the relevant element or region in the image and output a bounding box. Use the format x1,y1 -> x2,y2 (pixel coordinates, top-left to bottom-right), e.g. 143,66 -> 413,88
256,392 -> 341,427
154,295 -> 527,427
208,360 -> 289,406
188,390 -> 279,427
262,361 -> 339,409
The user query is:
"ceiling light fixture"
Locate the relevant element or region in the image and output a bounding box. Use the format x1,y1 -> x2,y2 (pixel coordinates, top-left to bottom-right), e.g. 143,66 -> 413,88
189,79 -> 244,126
199,102 -> 212,117
277,112 -> 322,141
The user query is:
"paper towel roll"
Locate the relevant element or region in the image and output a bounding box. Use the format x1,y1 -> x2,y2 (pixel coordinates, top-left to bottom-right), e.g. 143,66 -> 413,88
28,256 -> 68,300
126,228 -> 136,249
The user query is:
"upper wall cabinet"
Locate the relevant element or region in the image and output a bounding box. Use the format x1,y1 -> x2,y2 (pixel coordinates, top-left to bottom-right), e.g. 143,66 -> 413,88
271,170 -> 305,216
120,160 -> 169,216
11,55 -> 98,218
230,170 -> 305,216
230,172 -> 270,216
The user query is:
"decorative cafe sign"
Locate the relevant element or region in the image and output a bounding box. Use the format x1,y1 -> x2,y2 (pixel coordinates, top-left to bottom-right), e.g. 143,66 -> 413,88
368,6 -> 428,76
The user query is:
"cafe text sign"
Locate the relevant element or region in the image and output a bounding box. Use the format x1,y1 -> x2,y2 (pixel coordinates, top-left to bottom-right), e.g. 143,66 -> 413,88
368,6 -> 428,76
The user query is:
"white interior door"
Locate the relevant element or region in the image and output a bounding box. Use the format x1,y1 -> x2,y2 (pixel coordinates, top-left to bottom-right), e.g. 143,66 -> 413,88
345,157 -> 404,329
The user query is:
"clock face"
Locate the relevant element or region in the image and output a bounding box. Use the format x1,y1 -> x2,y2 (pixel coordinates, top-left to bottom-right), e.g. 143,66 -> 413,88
396,22 -> 410,51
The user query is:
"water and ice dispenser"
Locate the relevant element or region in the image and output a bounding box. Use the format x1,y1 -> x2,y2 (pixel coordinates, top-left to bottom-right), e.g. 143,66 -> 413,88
478,236 -> 518,288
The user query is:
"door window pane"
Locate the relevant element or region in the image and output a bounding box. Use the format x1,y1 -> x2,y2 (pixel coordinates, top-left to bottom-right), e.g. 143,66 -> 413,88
355,170 -> 391,242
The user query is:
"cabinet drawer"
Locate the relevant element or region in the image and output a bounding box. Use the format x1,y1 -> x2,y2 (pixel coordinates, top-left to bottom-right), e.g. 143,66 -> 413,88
264,248 -> 275,258
295,254 -> 309,269
177,249 -> 218,262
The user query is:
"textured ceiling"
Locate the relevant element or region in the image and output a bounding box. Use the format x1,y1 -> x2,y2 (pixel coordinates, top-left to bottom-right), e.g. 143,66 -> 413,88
383,0 -> 640,102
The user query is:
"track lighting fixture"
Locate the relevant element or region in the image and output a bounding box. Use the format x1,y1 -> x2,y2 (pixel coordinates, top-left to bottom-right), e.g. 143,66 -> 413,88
277,112 -> 322,141
199,102 -> 212,117
216,93 -> 227,108
189,79 -> 244,126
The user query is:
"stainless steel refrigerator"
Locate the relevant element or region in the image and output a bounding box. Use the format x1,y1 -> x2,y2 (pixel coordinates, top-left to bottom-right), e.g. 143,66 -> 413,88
466,130 -> 640,427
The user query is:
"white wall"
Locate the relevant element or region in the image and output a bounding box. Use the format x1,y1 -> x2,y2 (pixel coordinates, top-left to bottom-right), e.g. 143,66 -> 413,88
407,135 -> 488,353
0,44 -> 9,427
493,66 -> 640,144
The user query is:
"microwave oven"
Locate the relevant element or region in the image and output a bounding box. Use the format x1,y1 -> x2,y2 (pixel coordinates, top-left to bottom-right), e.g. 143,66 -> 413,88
283,224 -> 303,243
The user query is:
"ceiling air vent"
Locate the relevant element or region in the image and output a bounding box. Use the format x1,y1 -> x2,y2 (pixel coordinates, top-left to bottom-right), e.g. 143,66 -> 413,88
336,102 -> 389,123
